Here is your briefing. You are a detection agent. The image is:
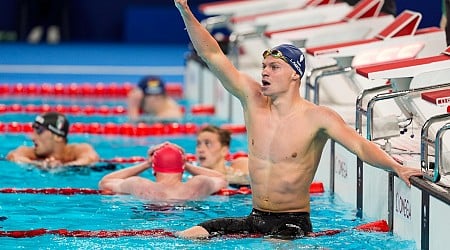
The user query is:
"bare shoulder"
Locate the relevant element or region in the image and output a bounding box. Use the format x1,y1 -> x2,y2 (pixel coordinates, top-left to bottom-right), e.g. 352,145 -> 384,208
185,175 -> 222,189
304,103 -> 344,122
66,143 -> 97,156
7,146 -> 35,159
185,175 -> 211,185
68,143 -> 95,150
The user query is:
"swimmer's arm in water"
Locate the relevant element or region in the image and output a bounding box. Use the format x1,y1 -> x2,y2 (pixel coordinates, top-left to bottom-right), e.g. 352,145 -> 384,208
98,160 -> 152,192
184,162 -> 226,178
127,88 -> 143,121
7,148 -> 60,169
6,146 -> 40,165
62,143 -> 100,167
185,163 -> 228,192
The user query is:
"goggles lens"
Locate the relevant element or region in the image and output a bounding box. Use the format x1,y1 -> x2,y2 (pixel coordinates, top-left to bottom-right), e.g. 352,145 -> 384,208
32,123 -> 46,135
263,49 -> 288,63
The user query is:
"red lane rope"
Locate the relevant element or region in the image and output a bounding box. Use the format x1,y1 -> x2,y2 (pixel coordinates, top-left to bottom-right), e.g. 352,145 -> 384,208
0,104 -> 217,116
0,188 -> 111,195
0,183 -> 324,196
0,220 -> 388,238
99,156 -> 146,164
0,104 -> 127,115
307,220 -> 390,237
0,228 -> 175,238
0,122 -> 247,135
0,82 -> 184,98
0,187 -> 252,196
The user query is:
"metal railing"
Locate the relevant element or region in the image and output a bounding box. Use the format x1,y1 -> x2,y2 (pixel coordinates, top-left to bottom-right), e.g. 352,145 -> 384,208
365,83 -> 450,141
421,114 -> 450,182
355,84 -> 392,135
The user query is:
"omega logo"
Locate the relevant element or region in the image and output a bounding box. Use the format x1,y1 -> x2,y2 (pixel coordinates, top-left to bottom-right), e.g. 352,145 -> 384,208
395,192 -> 411,219
335,157 -> 348,178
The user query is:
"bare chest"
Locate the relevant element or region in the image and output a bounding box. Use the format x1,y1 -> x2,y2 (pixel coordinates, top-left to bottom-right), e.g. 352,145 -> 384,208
247,116 -> 316,163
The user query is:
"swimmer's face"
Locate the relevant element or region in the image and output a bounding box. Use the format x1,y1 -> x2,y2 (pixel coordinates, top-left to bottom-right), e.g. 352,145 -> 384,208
31,124 -> 57,158
142,95 -> 162,114
261,56 -> 296,96
196,131 -> 228,170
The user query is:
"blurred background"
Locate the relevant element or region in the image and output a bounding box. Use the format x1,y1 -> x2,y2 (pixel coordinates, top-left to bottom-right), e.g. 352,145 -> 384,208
0,0 -> 441,44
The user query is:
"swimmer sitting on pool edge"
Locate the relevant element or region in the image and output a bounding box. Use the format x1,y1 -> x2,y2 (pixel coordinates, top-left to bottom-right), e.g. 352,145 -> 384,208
98,142 -> 228,201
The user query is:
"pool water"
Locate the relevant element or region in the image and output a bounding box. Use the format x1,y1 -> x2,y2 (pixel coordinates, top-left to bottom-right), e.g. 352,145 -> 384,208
0,132 -> 416,249
0,42 -> 418,249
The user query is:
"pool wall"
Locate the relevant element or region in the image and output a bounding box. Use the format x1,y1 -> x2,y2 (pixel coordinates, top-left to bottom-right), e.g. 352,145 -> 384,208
188,56 -> 450,250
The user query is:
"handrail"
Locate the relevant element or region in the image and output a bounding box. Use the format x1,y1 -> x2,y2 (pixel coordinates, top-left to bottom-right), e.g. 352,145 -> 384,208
355,84 -> 392,135
421,114 -> 450,182
200,15 -> 230,32
366,83 -> 450,141
312,66 -> 353,104
304,64 -> 338,101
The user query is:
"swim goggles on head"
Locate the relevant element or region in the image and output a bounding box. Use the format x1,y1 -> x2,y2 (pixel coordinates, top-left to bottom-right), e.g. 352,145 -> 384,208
32,122 -> 47,135
262,49 -> 288,63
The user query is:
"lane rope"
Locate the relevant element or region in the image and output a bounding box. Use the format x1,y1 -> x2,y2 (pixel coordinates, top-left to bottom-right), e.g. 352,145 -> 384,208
0,122 -> 247,135
0,186 -> 252,196
0,220 -> 388,238
0,103 -> 217,116
0,82 -> 183,98
0,183 -> 325,196
1,153 -> 248,164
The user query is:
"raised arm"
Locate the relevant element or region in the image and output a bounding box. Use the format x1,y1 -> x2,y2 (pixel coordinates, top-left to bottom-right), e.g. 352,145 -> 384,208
185,162 -> 226,178
174,0 -> 248,99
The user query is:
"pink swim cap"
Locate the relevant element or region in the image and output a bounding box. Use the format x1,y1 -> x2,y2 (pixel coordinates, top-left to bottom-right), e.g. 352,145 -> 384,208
152,144 -> 185,173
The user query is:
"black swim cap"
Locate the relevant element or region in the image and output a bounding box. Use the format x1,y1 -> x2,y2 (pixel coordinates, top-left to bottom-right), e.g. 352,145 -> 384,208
34,112 -> 69,137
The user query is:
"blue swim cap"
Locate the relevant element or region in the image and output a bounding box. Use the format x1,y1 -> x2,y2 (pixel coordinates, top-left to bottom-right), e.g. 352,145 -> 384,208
138,76 -> 166,96
265,44 -> 306,77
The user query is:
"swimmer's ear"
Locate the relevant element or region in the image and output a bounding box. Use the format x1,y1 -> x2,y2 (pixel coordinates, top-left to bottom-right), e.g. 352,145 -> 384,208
53,134 -> 64,142
291,72 -> 299,81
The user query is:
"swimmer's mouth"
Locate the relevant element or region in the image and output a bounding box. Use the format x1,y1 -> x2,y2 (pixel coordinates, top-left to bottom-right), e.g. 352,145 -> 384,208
262,80 -> 270,86
198,156 -> 206,161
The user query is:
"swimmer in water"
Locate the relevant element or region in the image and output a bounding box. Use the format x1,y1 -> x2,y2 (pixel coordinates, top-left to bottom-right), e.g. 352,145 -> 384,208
173,0 -> 422,239
195,125 -> 249,186
127,75 -> 183,123
98,142 -> 228,201
7,112 -> 99,169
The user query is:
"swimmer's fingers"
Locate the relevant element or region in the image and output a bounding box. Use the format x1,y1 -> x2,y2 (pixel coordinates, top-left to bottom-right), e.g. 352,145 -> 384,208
147,143 -> 167,157
169,143 -> 186,155
398,166 -> 423,187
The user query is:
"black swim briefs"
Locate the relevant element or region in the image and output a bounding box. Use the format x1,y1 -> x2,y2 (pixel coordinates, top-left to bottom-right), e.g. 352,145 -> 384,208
198,208 -> 312,239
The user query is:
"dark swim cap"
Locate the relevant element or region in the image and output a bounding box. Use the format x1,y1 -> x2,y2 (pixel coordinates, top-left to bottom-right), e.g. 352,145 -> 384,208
34,112 -> 69,138
138,75 -> 166,96
264,44 -> 306,77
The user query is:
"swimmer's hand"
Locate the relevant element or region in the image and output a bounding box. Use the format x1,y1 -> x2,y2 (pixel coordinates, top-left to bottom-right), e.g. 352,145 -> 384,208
394,165 -> 423,187
34,157 -> 64,169
174,0 -> 188,10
